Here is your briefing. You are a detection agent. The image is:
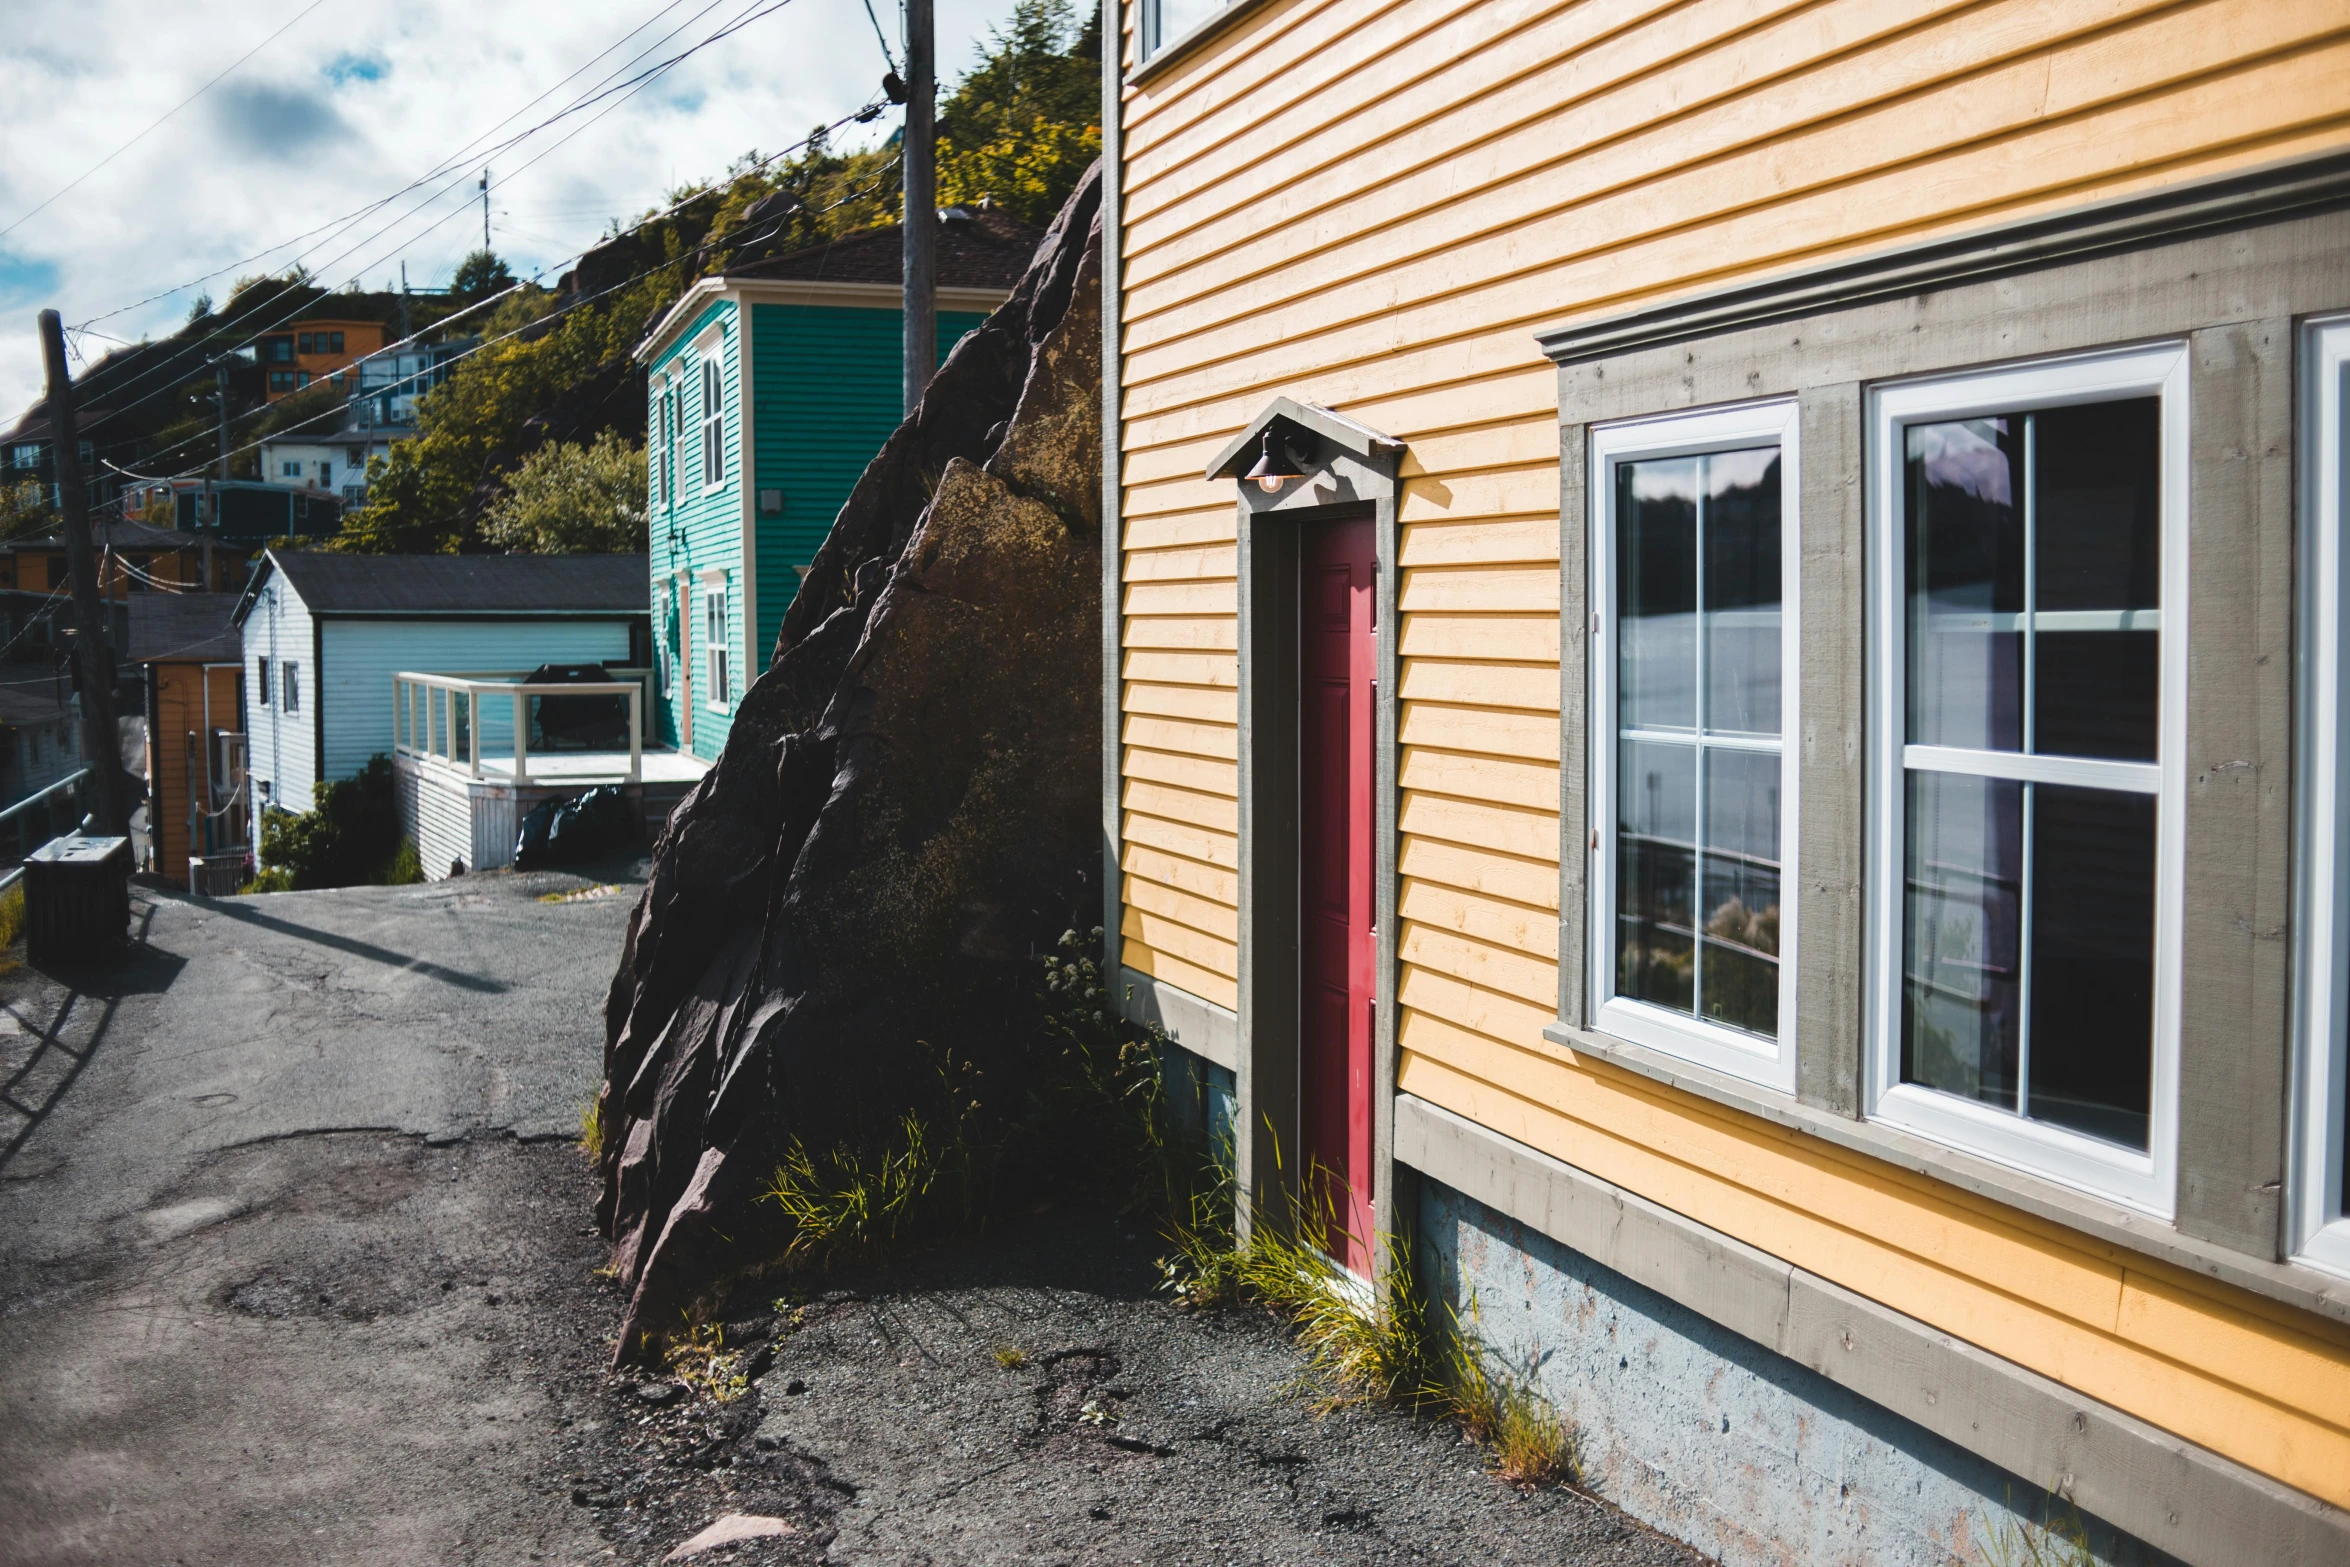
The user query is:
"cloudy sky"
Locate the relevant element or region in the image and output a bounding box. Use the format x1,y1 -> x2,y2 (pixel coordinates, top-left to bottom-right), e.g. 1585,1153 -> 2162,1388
0,0 -> 1029,421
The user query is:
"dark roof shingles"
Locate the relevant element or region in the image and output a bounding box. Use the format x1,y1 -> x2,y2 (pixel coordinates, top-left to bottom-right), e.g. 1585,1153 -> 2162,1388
266,551 -> 648,616
128,592 -> 243,663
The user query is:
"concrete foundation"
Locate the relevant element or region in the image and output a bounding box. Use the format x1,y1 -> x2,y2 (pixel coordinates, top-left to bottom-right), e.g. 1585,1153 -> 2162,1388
1417,1179 -> 2180,1567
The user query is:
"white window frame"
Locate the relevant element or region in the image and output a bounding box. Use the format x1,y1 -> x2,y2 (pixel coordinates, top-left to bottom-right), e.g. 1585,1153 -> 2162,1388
282,660 -> 300,715
2293,313 -> 2350,1278
699,351 -> 724,491
1588,398 -> 1802,1092
1139,0 -> 1230,60
1864,342 -> 2189,1217
700,570 -> 731,710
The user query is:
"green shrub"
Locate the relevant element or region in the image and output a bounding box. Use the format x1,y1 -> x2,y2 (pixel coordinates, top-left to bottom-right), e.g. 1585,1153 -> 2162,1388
0,882 -> 22,947
239,866 -> 294,895
381,837 -> 424,886
256,756 -> 405,890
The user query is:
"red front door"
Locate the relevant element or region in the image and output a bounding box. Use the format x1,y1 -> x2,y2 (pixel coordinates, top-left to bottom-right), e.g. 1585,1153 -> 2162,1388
1300,517 -> 1376,1275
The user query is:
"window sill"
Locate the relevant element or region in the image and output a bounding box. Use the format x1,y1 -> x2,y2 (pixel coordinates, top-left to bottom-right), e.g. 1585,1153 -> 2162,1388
1542,1017 -> 2350,1327
1127,0 -> 1273,87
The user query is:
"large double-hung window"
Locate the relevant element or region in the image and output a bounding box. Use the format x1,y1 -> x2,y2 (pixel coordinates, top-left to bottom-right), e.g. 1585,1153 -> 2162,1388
1590,400 -> 1800,1090
1868,345 -> 2187,1214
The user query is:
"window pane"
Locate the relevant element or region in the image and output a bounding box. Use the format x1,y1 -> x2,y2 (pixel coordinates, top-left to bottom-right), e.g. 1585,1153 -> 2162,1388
1700,747 -> 1779,1036
2027,785 -> 2155,1150
1617,736 -> 1694,1012
1618,457 -> 1696,732
2032,399 -> 2160,761
1703,448 -> 1782,738
1907,419 -> 2024,750
1903,771 -> 2022,1110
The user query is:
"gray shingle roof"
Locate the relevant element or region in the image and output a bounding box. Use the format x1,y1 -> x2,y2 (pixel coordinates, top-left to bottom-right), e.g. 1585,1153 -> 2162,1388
236,551 -> 647,622
128,592 -> 243,664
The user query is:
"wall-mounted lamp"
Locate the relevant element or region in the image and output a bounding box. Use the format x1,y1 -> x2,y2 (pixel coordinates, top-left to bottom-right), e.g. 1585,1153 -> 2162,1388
1244,430 -> 1305,494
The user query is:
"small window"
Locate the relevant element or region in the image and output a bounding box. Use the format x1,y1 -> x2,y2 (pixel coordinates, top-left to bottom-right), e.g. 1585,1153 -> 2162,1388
256,657 -> 270,709
297,332 -> 314,355
1140,0 -> 1231,59
319,461 -> 332,488
1868,344 -> 2186,1215
327,331 -> 344,354
700,354 -> 724,488
2296,314 -> 2350,1278
10,444 -> 35,468
703,581 -> 730,707
1590,400 -> 1799,1090
281,460 -> 301,477
346,445 -> 364,466
282,661 -> 300,713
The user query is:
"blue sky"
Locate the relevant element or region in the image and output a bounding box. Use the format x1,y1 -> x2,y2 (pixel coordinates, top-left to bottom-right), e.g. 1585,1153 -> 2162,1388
0,0 -> 1031,419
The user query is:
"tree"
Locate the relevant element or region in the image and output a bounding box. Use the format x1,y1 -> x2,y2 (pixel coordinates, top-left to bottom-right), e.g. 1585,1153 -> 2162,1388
936,0 -> 1101,225
451,249 -> 517,303
482,431 -> 647,553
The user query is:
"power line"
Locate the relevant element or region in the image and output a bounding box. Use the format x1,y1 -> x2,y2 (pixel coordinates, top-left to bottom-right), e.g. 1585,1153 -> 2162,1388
71,0 -> 727,333
69,0 -> 809,435
141,101 -> 895,486
0,0 -> 335,246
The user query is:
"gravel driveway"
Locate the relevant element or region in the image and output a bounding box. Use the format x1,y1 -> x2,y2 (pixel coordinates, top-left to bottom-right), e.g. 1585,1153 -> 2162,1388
0,870 -> 1703,1567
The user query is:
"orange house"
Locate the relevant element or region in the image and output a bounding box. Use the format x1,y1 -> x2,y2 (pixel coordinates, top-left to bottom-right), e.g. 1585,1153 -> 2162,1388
0,521 -> 248,598
257,318 -> 387,402
129,594 -> 247,887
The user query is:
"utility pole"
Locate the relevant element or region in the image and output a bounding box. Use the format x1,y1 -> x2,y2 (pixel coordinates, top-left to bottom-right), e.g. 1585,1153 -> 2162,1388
36,310 -> 127,837
206,359 -> 229,591
480,168 -> 491,253
901,0 -> 934,416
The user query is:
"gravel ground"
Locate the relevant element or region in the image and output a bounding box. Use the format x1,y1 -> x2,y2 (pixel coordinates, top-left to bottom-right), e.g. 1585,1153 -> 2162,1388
0,871 -> 1707,1566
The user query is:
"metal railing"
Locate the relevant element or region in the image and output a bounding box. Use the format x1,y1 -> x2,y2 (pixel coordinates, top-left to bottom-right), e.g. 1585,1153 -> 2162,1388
392,670 -> 645,786
0,767 -> 90,896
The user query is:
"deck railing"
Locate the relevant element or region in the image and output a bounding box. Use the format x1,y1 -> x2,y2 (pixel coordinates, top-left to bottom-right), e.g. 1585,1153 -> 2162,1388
392,669 -> 646,786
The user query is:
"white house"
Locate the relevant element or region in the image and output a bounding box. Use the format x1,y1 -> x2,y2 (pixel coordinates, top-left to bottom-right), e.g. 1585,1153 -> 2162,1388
232,549 -> 650,815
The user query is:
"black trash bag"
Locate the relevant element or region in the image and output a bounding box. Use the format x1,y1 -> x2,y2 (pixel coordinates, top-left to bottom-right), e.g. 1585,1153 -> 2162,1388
514,797 -> 562,870
515,785 -> 637,871
547,785 -> 636,862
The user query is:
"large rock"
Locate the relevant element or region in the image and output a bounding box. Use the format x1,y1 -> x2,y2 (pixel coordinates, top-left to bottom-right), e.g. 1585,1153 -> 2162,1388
595,167 -> 1104,1356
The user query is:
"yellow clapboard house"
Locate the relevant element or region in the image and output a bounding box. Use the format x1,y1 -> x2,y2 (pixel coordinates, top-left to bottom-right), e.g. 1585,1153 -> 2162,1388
1099,2 -> 2350,1562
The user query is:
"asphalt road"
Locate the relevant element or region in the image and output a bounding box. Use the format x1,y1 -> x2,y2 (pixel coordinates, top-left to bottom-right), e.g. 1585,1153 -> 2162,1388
0,867 -> 638,1567
0,868 -> 1704,1567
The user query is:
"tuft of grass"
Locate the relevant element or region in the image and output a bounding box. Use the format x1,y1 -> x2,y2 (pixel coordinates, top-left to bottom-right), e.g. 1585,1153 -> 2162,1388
1159,1148 -> 1579,1486
379,837 -> 424,886
993,1343 -> 1027,1369
579,1093 -> 607,1161
759,1111 -> 944,1268
1439,1306 -> 1578,1486
0,882 -> 23,949
240,865 -> 294,895
1973,1499 -> 2096,1567
663,1320 -> 757,1403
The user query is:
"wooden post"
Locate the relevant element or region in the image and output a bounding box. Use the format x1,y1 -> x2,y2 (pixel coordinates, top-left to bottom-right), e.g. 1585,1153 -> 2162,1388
902,0 -> 935,415
37,310 -> 126,836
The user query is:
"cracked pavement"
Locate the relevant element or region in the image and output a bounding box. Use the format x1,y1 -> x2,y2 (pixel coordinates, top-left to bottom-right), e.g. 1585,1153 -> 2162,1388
0,868 -> 1705,1567
0,867 -> 636,1566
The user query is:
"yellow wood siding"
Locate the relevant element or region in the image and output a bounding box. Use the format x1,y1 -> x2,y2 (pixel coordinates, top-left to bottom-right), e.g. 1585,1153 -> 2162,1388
1115,0 -> 2350,1503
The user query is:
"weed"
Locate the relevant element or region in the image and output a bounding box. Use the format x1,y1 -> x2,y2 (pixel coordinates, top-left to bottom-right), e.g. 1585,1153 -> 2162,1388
1973,1498 -> 2096,1567
381,837 -> 424,886
993,1343 -> 1027,1369
240,865 -> 294,895
1438,1308 -> 1577,1485
1158,1147 -> 1579,1486
663,1320 -> 757,1403
0,882 -> 23,948
759,1111 -> 945,1267
579,1093 -> 606,1161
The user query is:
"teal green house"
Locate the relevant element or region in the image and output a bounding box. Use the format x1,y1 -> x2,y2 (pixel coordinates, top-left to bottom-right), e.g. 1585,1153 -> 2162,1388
633,212 -> 1039,757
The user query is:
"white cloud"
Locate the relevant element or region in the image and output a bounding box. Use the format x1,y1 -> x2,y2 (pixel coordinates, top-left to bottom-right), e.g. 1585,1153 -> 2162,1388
0,0 -> 1033,419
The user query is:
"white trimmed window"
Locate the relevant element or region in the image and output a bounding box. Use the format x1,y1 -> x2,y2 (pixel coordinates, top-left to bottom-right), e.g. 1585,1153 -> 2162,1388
2296,314 -> 2350,1278
699,353 -> 724,489
282,661 -> 300,714
1866,344 -> 2188,1216
1589,400 -> 1800,1091
702,576 -> 731,708
1140,0 -> 1229,59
